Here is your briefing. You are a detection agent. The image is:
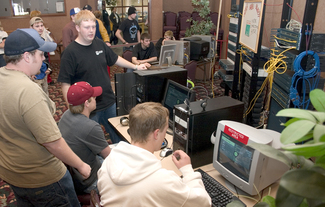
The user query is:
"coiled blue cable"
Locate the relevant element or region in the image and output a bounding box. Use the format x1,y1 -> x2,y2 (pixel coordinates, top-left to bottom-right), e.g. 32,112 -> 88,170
290,50 -> 320,109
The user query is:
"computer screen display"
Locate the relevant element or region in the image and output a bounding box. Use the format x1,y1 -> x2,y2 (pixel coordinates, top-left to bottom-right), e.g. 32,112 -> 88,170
218,131 -> 254,182
159,44 -> 177,67
211,120 -> 289,195
162,79 -> 195,126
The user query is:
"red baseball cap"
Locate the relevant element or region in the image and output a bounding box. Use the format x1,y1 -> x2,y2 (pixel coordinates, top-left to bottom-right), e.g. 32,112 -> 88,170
67,81 -> 102,106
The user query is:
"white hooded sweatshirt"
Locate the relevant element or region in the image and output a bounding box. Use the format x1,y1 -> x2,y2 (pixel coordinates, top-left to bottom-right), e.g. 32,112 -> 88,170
97,141 -> 211,207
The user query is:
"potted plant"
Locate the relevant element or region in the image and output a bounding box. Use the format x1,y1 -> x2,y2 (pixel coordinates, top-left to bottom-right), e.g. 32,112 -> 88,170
185,0 -> 214,36
229,88 -> 325,207
105,0 -> 117,7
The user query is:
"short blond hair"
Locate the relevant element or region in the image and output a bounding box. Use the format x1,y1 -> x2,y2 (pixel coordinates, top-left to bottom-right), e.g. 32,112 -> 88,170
74,10 -> 96,26
69,97 -> 92,114
129,102 -> 169,143
164,30 -> 174,39
30,10 -> 41,18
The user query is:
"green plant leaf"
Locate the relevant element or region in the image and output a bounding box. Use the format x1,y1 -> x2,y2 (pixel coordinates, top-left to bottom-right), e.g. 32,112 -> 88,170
284,153 -> 314,169
310,89 -> 325,112
298,199 -> 309,207
280,169 -> 325,199
315,154 -> 325,169
277,109 -> 317,122
282,117 -> 301,126
248,143 -> 291,167
280,120 -> 316,145
308,111 -> 325,123
309,166 -> 325,176
226,200 -> 246,207
306,198 -> 325,207
282,142 -> 325,157
314,124 -> 325,142
253,202 -> 271,207
261,195 -> 276,207
275,185 -> 304,207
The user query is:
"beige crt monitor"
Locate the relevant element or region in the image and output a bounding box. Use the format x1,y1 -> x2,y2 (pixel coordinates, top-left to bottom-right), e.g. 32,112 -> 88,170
211,120 -> 289,196
164,40 -> 190,65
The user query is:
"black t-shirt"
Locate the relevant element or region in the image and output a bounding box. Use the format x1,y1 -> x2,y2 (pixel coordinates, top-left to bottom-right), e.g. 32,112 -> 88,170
155,38 -> 164,59
58,38 -> 118,111
118,19 -> 140,43
132,42 -> 157,60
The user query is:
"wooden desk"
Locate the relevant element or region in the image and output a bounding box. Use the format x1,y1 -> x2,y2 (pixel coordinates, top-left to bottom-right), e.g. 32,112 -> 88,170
108,116 -> 279,207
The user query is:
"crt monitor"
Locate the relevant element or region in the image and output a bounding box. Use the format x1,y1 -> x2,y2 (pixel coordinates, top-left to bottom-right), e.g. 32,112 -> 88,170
159,44 -> 177,67
210,120 -> 289,196
162,79 -> 196,127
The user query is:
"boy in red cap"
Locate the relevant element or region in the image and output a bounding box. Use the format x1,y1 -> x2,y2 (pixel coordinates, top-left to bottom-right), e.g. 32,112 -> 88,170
58,81 -> 111,194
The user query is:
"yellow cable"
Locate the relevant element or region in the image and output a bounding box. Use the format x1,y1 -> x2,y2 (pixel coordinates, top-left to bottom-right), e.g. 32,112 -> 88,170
272,35 -> 297,43
243,47 -> 295,118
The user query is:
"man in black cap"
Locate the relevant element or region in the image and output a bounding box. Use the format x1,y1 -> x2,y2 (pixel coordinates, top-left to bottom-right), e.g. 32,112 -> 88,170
115,6 -> 141,51
0,28 -> 91,206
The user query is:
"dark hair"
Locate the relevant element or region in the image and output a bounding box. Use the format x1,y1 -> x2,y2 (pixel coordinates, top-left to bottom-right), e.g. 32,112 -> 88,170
4,50 -> 36,64
140,33 -> 150,41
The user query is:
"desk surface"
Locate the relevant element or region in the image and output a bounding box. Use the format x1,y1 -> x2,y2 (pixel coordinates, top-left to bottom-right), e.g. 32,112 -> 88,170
108,116 -> 279,207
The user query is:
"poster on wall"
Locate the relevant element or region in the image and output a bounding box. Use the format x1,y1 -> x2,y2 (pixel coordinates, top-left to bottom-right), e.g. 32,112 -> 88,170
239,0 -> 265,53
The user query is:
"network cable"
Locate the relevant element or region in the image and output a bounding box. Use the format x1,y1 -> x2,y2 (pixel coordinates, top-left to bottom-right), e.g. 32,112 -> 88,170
290,50 -> 320,109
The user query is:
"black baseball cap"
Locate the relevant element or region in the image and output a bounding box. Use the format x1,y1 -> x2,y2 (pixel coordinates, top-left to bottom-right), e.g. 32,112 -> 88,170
4,28 -> 57,56
83,4 -> 92,11
128,6 -> 136,15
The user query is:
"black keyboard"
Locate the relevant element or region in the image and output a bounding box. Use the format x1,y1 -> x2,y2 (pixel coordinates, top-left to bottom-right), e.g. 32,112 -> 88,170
196,168 -> 246,207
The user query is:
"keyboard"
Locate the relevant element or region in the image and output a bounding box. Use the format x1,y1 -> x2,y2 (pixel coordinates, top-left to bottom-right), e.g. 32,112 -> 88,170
196,168 -> 246,207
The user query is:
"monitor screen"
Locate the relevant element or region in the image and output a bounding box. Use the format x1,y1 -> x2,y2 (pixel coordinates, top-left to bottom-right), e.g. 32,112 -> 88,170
162,79 -> 195,126
159,44 -> 177,67
218,131 -> 254,182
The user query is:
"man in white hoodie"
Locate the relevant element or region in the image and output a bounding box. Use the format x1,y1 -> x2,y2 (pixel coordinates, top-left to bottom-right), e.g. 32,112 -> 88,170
97,102 -> 211,207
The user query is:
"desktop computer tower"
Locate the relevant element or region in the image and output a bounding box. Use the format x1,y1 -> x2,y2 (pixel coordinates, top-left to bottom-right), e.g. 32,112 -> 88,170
115,72 -> 137,116
134,66 -> 187,104
173,96 -> 244,168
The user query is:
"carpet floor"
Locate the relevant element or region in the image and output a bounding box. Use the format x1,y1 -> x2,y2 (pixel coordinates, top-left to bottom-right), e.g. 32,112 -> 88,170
0,60 -> 225,206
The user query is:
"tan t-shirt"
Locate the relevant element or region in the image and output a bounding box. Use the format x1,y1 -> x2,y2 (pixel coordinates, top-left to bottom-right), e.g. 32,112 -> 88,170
0,67 -> 66,188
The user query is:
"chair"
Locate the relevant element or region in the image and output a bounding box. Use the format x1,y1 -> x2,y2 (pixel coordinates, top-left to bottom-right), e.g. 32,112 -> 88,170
163,11 -> 177,36
191,11 -> 199,23
209,12 -> 220,28
184,60 -> 197,81
122,50 -> 133,73
90,189 -> 101,207
209,12 -> 222,35
78,193 -> 91,206
178,16 -> 191,39
178,11 -> 191,18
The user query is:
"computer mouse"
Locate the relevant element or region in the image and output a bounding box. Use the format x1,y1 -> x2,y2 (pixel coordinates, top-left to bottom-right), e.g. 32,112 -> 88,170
160,148 -> 173,158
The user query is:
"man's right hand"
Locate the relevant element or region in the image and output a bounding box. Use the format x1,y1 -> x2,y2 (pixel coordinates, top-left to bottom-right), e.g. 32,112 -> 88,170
172,150 -> 191,169
78,163 -> 91,179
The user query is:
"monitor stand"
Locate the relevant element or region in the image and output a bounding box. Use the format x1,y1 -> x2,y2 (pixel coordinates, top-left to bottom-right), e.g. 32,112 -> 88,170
166,56 -> 172,67
224,179 -> 252,197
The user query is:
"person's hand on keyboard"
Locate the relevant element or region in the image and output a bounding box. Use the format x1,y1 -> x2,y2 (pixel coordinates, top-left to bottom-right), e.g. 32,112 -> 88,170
172,150 -> 191,169
137,64 -> 148,70
143,62 -> 151,68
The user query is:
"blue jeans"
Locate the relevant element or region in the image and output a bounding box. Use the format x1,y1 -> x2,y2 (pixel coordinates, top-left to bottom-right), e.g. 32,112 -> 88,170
126,68 -> 135,73
9,170 -> 80,207
90,103 -> 122,144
